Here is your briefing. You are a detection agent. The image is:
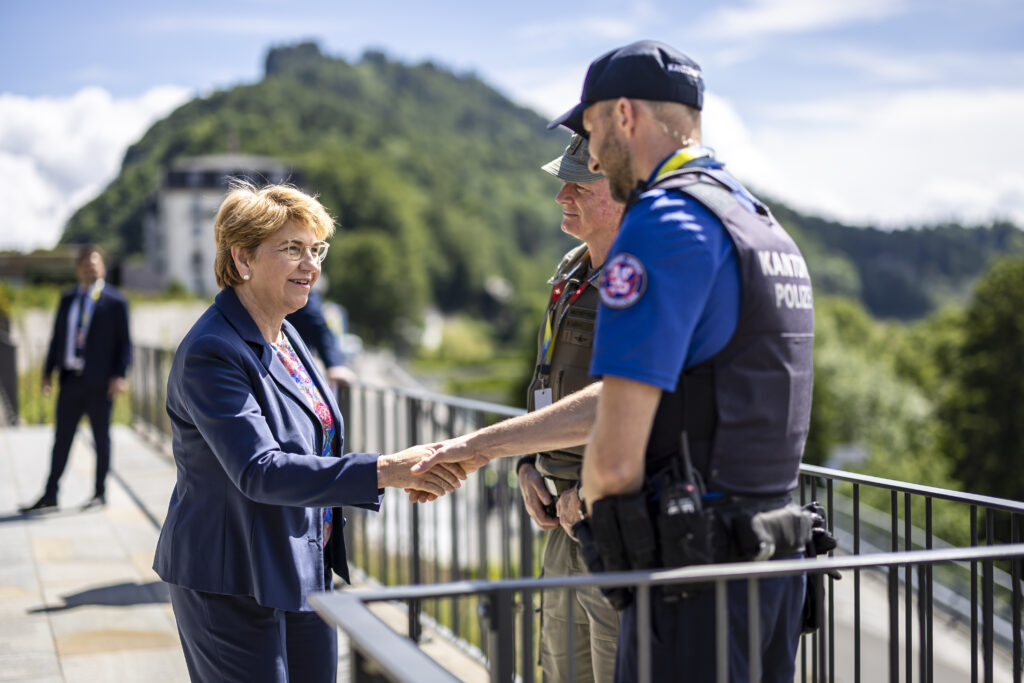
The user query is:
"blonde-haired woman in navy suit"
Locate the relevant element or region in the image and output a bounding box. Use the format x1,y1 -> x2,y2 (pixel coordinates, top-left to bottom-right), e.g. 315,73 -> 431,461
154,182 -> 463,682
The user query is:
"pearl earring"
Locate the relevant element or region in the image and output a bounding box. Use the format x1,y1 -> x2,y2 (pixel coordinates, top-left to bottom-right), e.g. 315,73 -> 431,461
242,273 -> 250,281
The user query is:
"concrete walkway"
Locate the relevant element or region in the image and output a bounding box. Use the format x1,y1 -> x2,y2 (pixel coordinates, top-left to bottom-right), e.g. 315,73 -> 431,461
0,423 -> 487,683
0,424 -> 186,682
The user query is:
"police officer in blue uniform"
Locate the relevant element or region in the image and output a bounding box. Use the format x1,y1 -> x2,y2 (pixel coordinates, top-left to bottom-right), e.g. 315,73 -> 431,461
549,41 -> 815,682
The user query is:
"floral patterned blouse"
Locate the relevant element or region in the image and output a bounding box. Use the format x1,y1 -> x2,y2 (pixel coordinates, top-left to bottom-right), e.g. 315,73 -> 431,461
271,334 -> 338,546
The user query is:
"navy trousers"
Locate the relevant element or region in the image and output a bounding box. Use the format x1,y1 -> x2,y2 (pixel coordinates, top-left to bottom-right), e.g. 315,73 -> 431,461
615,567 -> 805,683
168,584 -> 338,683
45,374 -> 112,499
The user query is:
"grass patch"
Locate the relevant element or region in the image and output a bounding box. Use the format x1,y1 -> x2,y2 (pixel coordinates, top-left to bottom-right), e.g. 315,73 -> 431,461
18,365 -> 132,426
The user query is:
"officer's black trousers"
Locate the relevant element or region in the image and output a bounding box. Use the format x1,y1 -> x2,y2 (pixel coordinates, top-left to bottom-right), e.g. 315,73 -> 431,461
615,558 -> 805,683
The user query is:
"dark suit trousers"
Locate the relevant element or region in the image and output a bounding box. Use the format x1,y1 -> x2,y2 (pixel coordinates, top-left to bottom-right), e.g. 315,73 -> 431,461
45,373 -> 112,499
168,584 -> 337,683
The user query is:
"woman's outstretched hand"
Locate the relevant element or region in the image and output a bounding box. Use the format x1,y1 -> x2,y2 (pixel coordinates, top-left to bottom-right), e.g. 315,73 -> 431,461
377,444 -> 467,501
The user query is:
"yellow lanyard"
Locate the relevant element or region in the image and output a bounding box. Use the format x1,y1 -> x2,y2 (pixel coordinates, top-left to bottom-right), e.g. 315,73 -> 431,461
539,254 -> 601,373
76,281 -> 104,341
652,146 -> 714,182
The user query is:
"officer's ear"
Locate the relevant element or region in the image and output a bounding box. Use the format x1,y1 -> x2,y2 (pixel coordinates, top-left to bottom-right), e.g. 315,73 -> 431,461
614,98 -> 639,138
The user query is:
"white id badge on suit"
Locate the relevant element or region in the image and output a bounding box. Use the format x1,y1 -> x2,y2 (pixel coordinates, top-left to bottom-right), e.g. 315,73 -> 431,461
534,387 -> 553,410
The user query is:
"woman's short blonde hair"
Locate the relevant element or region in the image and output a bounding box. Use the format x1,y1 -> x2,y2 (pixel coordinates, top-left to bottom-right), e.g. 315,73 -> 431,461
213,181 -> 336,289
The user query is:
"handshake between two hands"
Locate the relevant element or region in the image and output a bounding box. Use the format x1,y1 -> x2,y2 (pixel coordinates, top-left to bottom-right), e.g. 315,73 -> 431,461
383,435 -> 582,538
378,434 -> 492,504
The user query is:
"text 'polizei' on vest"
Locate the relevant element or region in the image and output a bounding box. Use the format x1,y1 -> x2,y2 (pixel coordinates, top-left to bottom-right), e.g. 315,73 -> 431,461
757,250 -> 813,311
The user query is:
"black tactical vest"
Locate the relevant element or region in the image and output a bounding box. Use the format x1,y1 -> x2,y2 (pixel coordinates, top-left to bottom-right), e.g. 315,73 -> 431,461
527,244 -> 601,481
642,167 -> 814,496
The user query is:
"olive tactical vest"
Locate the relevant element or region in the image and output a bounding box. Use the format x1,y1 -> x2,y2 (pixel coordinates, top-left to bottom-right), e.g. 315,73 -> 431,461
641,167 -> 815,496
527,243 -> 601,481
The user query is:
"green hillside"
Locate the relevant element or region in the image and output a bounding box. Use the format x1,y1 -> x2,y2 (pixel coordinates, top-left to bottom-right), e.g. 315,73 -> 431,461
63,42 -> 568,343
62,41 -> 1023,334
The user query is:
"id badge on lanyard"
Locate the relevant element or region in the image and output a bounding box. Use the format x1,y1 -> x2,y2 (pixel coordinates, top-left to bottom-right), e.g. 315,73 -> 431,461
533,387 -> 553,410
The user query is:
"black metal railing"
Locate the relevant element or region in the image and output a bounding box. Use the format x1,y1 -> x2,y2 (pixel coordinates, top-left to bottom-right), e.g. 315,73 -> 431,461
128,345 -> 1024,682
312,544 -> 1024,683
129,345 -> 174,448
335,380 -> 532,662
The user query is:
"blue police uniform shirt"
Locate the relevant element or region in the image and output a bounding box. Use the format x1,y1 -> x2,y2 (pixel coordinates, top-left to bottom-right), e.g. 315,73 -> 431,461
590,149 -> 743,391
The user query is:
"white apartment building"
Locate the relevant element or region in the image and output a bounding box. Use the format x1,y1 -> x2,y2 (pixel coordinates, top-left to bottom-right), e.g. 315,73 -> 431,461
144,154 -> 297,296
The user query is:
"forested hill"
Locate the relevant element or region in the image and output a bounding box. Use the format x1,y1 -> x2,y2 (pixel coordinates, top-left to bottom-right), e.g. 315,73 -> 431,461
63,41 -> 1022,333
770,206 -> 1024,319
62,42 -> 569,342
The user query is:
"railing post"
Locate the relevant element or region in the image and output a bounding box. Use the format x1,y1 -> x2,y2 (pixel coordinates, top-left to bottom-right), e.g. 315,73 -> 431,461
853,483 -> 861,683
906,491 -> 913,683
336,378 -> 351,432
1012,514 -> 1022,683
483,589 -> 516,683
925,496 -> 933,683
748,578 -> 761,683
972,505 -> 979,683
407,395 -> 422,643
889,490 -> 899,681
716,580 -> 728,683
476,412 -> 490,658
450,405 -> 462,641
827,480 -> 835,683
518,493 -> 535,683
637,584 -> 652,683
0,329 -> 18,425
984,509 -> 995,683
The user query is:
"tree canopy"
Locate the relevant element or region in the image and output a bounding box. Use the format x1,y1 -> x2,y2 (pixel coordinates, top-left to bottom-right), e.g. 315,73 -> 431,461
939,257 -> 1024,501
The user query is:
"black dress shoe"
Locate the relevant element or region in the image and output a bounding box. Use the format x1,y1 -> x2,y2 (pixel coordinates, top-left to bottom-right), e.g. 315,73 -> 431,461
19,496 -> 58,513
82,494 -> 106,509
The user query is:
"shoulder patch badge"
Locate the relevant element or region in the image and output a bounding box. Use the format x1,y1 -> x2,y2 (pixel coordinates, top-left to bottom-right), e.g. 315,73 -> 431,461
600,253 -> 646,308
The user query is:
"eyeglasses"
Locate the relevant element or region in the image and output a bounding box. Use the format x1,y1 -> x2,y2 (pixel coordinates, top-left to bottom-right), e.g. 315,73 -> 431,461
277,240 -> 330,263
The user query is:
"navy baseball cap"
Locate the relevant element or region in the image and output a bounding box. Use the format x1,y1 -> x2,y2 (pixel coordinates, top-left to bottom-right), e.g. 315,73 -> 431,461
548,40 -> 704,136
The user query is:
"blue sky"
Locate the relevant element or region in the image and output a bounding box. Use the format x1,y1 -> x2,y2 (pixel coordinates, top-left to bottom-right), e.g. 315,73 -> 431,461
2,0 -> 1023,250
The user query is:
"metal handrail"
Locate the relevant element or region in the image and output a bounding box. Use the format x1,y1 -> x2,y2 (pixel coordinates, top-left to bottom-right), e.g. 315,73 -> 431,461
323,543 -> 1024,604
313,544 -> 1024,683
345,378 -> 524,419
801,463 -> 1024,514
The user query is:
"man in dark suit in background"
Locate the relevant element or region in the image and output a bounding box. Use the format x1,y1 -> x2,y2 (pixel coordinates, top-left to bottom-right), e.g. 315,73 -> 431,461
286,289 -> 356,387
20,245 -> 132,512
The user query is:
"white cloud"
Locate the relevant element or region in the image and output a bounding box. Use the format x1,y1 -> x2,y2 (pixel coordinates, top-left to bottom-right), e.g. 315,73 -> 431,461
513,16 -> 642,44
821,47 -> 939,83
136,14 -> 349,36
0,85 -> 191,251
492,63 -> 591,120
493,58 -> 1024,229
699,0 -> 906,41
733,87 -> 1024,227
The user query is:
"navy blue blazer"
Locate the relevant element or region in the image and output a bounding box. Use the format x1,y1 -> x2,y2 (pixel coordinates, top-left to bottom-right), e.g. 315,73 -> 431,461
153,288 -> 382,612
44,282 -> 131,391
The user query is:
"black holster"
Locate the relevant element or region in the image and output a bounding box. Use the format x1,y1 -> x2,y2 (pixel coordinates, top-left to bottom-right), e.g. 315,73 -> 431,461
800,501 -> 839,634
574,490 -> 659,610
